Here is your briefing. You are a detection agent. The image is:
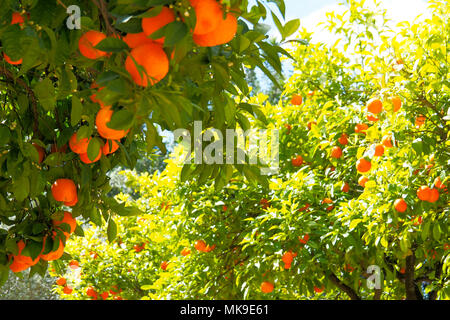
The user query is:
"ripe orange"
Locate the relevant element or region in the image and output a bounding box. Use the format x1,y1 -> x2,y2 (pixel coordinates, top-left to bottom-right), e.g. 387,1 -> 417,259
282,251 -> 294,264
366,98 -> 383,114
356,158 -> 371,173
322,198 -> 333,204
40,236 -> 64,261
78,30 -> 108,59
374,144 -> 384,157
290,94 -> 303,106
3,53 -> 22,65
161,261 -> 169,271
11,12 -> 25,25
125,43 -> 169,87
79,150 -> 102,164
190,0 -> 223,35
338,133 -> 349,145
102,140 -> 119,155
101,292 -> 109,300
417,186 -> 431,201
193,13 -> 238,47
86,287 -> 97,297
428,188 -> 439,203
51,179 -> 77,203
391,96 -> 402,112
354,123 -> 368,134
123,32 -> 153,48
56,277 -> 67,286
358,176 -> 369,187
64,195 -> 78,207
394,198 -> 407,213
415,115 -> 426,127
181,247 -> 191,256
261,281 -> 274,293
10,240 -> 40,268
382,135 -> 393,148
299,234 -> 309,244
314,286 -> 324,293
434,177 -> 445,190
96,108 -> 130,140
63,286 -> 73,295
366,114 -> 379,122
32,143 -> 45,163
330,146 -> 343,159
341,182 -> 350,193
53,211 -> 77,237
142,7 -> 175,44
195,240 -> 207,252
69,133 -> 91,154
69,260 -> 80,269
291,155 -> 303,167
90,84 -> 111,109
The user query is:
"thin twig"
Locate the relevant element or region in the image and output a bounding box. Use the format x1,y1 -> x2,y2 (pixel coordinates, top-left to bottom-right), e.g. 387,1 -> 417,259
91,0 -> 117,36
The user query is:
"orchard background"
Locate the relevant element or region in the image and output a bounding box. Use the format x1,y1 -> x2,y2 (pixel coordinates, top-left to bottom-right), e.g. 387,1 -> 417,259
0,0 -> 449,300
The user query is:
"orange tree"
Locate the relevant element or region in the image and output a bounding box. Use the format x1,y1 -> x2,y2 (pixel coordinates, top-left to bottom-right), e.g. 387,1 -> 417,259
0,0 -> 299,285
53,0 -> 449,300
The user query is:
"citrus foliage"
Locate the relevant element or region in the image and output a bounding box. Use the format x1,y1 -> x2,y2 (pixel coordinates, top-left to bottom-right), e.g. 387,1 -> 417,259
53,0 -> 449,300
0,0 -> 297,284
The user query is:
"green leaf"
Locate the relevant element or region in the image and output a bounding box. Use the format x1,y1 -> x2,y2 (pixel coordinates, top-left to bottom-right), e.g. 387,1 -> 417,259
163,21 -> 188,46
107,217 -> 118,243
34,78 -> 56,111
71,96 -> 83,127
95,37 -> 129,52
12,176 -> 30,202
107,109 -> 134,130
283,19 -> 300,39
87,138 -> 102,162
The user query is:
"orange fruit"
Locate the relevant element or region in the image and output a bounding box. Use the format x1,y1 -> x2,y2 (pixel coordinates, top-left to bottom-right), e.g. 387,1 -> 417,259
90,84 -> 111,109
261,281 -> 274,293
366,98 -> 383,114
40,236 -> 64,261
69,260 -> 79,269
282,251 -> 294,264
142,7 -> 175,44
193,13 -> 238,47
314,286 -> 324,293
56,277 -> 67,286
11,12 -> 25,25
102,140 -> 119,155
394,198 -> 407,213
382,135 -> 393,148
32,143 -> 45,163
86,287 -> 97,298
9,258 -> 30,273
63,286 -> 73,295
434,177 -> 445,190
330,146 -> 343,159
392,96 -> 402,112
291,155 -> 303,167
79,150 -> 102,164
69,133 -> 91,154
190,0 -> 223,35
125,43 -> 169,87
417,186 -> 431,201
205,244 -> 216,252
181,247 -> 191,256
290,94 -> 303,106
10,240 -> 40,267
123,32 -> 154,48
356,158 -> 371,173
3,52 -> 22,65
194,240 -> 207,252
53,211 -> 77,237
64,195 -> 78,207
161,261 -> 169,271
341,182 -> 350,193
415,115 -> 426,127
358,176 -> 369,187
78,30 -> 108,59
299,234 -> 309,244
101,292 -> 109,300
374,144 -> 384,157
96,108 -> 130,140
428,188 -> 439,203
354,123 -> 368,133
338,133 -> 349,145
284,262 -> 292,270
366,114 -> 379,122
51,179 -> 77,203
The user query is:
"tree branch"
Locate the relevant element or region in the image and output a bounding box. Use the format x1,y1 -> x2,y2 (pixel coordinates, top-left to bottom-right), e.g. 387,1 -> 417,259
329,273 -> 361,300
91,0 -> 117,36
0,64 -> 40,138
405,254 -> 422,300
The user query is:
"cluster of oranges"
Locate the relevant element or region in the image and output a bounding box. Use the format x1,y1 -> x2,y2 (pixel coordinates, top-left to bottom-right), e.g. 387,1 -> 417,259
85,285 -> 123,300
9,211 -> 77,273
194,239 -> 216,252
77,0 -> 238,87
